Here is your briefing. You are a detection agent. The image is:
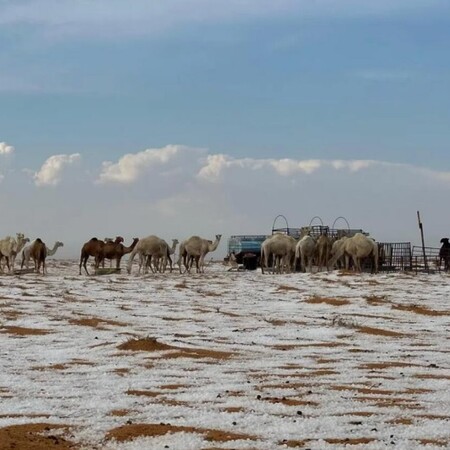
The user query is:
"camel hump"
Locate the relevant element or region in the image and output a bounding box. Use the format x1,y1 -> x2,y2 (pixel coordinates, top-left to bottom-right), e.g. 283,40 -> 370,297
35,238 -> 43,244
90,237 -> 99,241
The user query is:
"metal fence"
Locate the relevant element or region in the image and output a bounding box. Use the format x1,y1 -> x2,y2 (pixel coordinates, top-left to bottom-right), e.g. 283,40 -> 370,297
377,242 -> 412,272
272,225 -> 367,240
411,246 -> 442,273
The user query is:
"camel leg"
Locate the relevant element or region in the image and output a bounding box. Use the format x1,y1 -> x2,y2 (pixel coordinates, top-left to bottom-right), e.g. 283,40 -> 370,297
4,257 -> 11,273
301,254 -> 306,273
82,256 -> 90,276
84,258 -> 90,275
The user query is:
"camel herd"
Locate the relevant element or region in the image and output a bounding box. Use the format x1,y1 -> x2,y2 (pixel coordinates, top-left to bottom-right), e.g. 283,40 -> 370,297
79,234 -> 222,275
0,230 -> 379,276
260,231 -> 379,274
0,234 -> 64,274
0,233 -> 223,276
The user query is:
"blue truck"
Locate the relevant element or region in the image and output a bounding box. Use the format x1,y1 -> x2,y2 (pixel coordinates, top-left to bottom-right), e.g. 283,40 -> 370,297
227,235 -> 269,270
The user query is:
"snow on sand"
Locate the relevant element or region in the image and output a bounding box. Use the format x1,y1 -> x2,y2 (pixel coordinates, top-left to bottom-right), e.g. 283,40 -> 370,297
0,261 -> 449,449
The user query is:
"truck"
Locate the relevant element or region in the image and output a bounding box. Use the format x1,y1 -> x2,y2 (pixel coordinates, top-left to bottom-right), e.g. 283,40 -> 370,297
227,235 -> 269,270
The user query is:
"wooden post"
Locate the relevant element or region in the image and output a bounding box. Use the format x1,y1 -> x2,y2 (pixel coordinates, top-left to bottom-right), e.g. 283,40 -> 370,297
417,211 -> 428,272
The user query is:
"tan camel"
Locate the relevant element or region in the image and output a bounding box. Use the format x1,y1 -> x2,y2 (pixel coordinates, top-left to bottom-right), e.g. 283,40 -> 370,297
0,233 -> 29,273
315,233 -> 332,272
330,236 -> 348,269
178,235 -> 221,273
127,235 -> 168,275
100,237 -> 139,269
329,233 -> 378,273
30,238 -> 47,274
79,236 -> 124,275
153,238 -> 179,273
21,241 -> 63,269
261,234 -> 296,274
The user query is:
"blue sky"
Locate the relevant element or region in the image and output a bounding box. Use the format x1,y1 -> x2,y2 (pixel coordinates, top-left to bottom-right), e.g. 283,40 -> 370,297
1,1 -> 450,257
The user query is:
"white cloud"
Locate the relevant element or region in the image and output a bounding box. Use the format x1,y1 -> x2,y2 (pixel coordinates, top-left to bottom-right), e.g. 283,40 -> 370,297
97,145 -> 204,184
196,155 -> 396,182
97,145 -> 450,190
34,153 -> 81,187
3,143 -> 450,257
0,142 -> 15,155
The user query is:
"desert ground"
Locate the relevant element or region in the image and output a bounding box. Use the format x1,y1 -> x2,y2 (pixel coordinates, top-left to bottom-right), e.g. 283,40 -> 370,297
0,260 -> 449,449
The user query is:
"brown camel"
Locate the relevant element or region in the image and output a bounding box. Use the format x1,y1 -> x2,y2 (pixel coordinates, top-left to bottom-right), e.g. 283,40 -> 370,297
30,238 -> 47,275
79,236 -> 123,275
100,237 -> 139,269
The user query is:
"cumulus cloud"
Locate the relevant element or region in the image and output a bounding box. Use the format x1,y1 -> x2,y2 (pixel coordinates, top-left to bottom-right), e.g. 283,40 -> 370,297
0,142 -> 15,155
34,153 -> 81,187
196,155 -> 391,182
2,143 -> 450,257
97,145 -> 204,184
95,145 -> 450,194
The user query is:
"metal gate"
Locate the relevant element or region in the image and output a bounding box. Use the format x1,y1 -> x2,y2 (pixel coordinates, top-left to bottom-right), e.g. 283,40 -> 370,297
411,246 -> 442,273
377,242 -> 412,271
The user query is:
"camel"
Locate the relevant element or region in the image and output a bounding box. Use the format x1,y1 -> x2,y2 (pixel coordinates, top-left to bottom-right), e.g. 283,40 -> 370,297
99,237 -> 139,269
151,238 -> 179,273
295,235 -> 316,273
21,241 -> 64,270
0,233 -> 29,273
261,234 -> 296,274
439,238 -> 450,271
330,236 -> 348,269
127,235 -> 168,275
315,233 -> 332,272
30,238 -> 47,274
178,235 -> 221,273
79,236 -> 124,275
227,251 -> 239,271
329,233 -> 378,273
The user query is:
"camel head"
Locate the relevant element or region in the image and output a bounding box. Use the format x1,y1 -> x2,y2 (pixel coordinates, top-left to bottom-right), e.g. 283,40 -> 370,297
114,236 -> 124,244
56,241 -> 64,248
16,233 -> 25,242
207,235 -> 221,252
16,234 -> 29,246
440,238 -> 449,245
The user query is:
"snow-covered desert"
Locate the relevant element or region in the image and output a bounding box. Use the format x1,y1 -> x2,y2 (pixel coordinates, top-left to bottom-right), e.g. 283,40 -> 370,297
0,261 -> 449,449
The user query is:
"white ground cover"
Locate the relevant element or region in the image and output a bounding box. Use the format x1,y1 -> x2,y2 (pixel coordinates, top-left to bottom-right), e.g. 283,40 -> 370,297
0,261 -> 449,449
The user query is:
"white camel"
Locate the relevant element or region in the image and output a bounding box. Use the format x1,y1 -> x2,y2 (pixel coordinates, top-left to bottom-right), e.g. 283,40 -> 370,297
21,241 -> 64,270
330,236 -> 348,269
146,238 -> 179,273
295,235 -> 316,273
127,235 -> 168,275
178,235 -> 221,273
261,234 -> 296,274
329,233 -> 378,273
0,233 -> 29,273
